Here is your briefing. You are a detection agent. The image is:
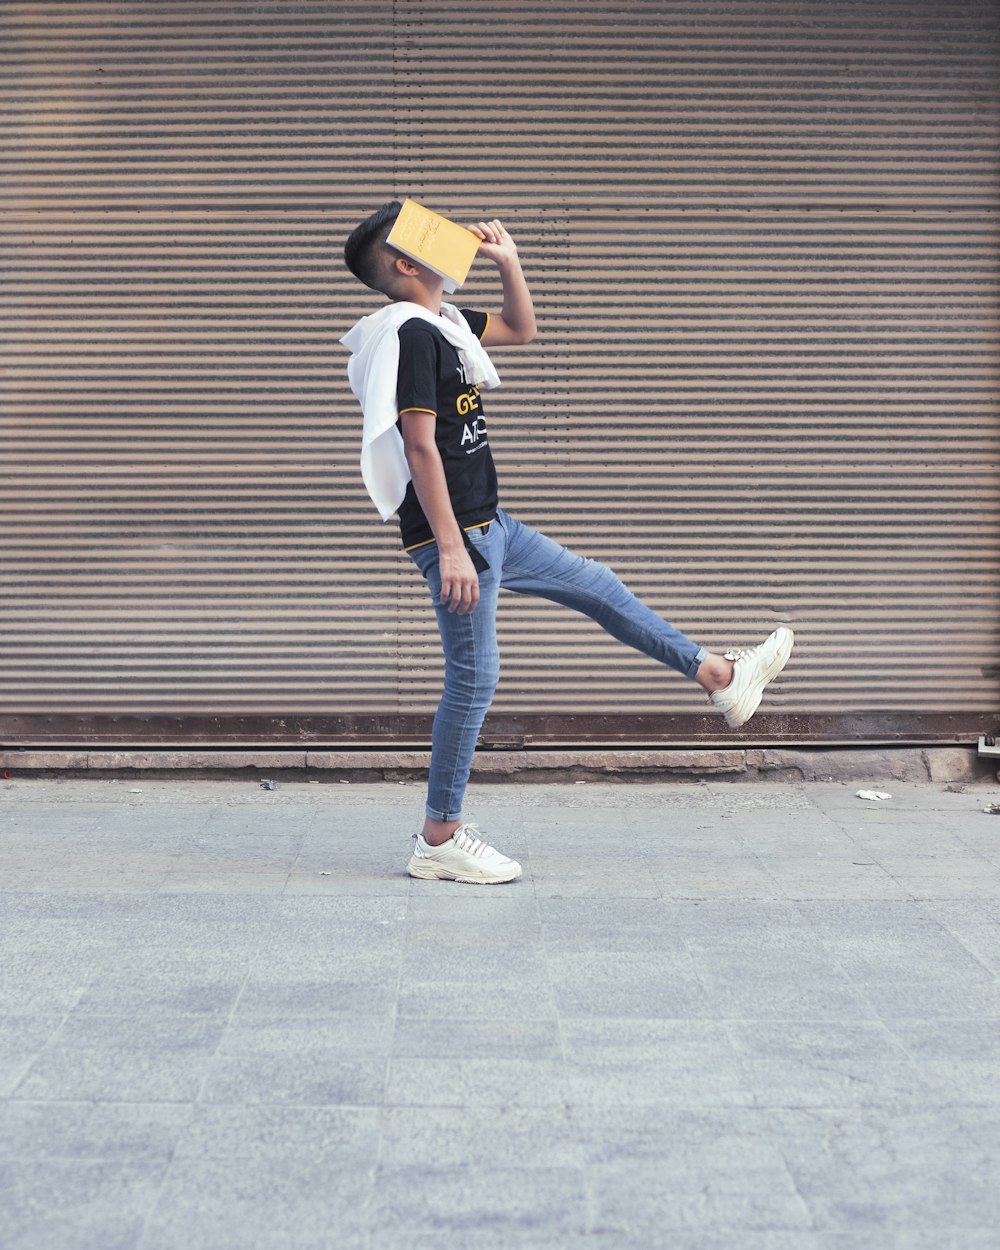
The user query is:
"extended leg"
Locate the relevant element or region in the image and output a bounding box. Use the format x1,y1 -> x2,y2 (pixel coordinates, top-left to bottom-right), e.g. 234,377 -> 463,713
494,509 -> 791,727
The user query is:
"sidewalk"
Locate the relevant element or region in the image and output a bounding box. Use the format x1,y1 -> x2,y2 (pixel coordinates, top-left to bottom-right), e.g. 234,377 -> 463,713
2,775 -> 1000,1249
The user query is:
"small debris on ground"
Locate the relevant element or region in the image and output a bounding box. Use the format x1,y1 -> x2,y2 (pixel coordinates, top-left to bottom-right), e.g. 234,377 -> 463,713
856,789 -> 892,802
259,779 -> 277,791
983,802 -> 1000,815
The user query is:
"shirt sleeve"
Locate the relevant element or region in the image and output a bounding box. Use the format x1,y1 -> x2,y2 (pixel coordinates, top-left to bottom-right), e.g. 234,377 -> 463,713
459,309 -> 489,340
396,321 -> 440,415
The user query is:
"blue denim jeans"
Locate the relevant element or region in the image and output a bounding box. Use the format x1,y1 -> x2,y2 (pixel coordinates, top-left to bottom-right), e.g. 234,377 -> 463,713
409,508 -> 707,821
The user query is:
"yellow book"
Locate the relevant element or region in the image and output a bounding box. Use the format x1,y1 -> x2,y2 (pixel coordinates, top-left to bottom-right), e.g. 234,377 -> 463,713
386,199 -> 481,294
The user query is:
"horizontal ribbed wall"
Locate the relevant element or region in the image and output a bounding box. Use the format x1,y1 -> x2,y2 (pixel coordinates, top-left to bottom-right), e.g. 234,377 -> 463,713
1,1 -> 998,740
394,0 -> 1000,723
1,3 -> 403,721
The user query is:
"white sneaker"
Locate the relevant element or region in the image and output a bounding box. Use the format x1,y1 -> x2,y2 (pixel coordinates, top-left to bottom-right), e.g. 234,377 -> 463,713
709,626 -> 794,728
407,823 -> 522,885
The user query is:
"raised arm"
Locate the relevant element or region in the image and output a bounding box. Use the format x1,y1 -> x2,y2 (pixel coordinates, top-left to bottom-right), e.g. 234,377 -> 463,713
467,219 -> 537,347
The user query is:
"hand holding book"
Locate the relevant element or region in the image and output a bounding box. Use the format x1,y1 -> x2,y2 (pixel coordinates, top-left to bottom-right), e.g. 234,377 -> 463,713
467,219 -> 519,268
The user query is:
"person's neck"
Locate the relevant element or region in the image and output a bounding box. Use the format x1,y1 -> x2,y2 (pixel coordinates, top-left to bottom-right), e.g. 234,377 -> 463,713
394,282 -> 444,315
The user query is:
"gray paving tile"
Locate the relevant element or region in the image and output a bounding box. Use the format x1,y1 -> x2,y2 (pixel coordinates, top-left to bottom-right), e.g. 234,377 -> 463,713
647,857 -> 785,899
159,869 -> 292,894
662,897 -> 811,934
283,863 -> 410,895
886,1017 -> 1000,1060
531,855 -> 661,898
0,1100 -> 191,1163
401,948 -> 548,988
535,896 -> 674,927
371,1164 -> 587,1241
518,802 -> 628,833
248,916 -> 406,961
811,926 -> 996,986
73,968 -> 246,1018
586,1156 -> 812,1235
541,922 -> 689,958
688,972 -> 879,1023
934,925 -> 1000,975
741,1057 -> 930,1110
726,1019 -> 904,1061
920,898 -> 1000,926
173,1102 -> 380,1161
860,979 -> 1000,1020
397,978 -> 557,1020
574,1105 -> 793,1165
0,1015 -> 69,1096
139,1156 -> 372,1249
404,889 -> 538,923
781,1108 -> 1000,1231
562,1019 -> 751,1107
796,898 -> 948,929
200,1016 -> 392,1106
380,1105 -> 583,1167
4,869 -> 167,894
12,1014 -> 228,1102
682,931 -> 875,1020
573,1234 -> 1000,1250
681,923 -> 848,967
561,1017 -> 735,1062
0,1158 -> 165,1250
233,974 -> 397,1018
885,863 -> 1000,900
392,1015 -> 561,1061
916,1060 -> 1000,1105
837,1237 -> 1000,1250
806,783 -> 976,814
385,1056 -> 569,1107
0,960 -> 99,1020
547,953 -> 712,1020
763,860 -> 912,900
955,1101 -> 1000,1154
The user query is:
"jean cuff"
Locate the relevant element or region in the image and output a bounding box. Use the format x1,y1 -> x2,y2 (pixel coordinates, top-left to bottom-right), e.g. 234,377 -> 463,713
687,646 -> 709,680
425,804 -> 462,823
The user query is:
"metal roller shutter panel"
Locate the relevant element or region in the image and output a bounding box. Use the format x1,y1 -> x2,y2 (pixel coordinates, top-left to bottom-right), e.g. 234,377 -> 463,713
2,0 -> 998,745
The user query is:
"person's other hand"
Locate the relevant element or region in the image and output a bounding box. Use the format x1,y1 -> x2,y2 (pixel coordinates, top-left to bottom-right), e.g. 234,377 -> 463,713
438,546 -> 480,614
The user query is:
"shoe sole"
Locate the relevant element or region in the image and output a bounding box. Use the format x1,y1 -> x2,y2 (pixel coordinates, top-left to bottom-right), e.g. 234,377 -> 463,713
725,627 -> 794,728
407,858 -> 522,885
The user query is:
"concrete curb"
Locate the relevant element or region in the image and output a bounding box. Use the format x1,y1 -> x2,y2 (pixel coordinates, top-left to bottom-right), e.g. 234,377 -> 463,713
0,745 -> 992,785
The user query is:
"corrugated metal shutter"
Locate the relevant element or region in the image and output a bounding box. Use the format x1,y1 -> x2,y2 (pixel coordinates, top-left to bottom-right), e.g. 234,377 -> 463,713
2,0 -> 998,745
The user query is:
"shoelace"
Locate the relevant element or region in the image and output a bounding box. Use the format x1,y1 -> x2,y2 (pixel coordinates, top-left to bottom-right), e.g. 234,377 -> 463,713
453,823 -> 489,856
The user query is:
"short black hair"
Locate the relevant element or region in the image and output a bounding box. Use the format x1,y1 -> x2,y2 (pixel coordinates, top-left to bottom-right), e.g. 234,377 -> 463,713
344,200 -> 402,293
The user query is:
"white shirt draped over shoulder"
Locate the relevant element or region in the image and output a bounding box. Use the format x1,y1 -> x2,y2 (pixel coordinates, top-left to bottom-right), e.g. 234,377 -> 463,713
340,301 -> 501,521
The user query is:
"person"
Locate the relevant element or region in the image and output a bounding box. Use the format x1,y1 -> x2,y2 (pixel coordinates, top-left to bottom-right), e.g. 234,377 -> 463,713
341,201 -> 793,885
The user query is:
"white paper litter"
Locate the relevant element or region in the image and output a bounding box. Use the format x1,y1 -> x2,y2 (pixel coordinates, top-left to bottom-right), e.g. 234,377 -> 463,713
856,789 -> 893,802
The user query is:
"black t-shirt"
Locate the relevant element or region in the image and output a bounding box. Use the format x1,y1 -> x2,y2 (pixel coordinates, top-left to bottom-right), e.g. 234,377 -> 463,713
395,308 -> 497,549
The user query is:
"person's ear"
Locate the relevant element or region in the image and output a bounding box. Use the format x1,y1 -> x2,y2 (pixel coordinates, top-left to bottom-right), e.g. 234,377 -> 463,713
393,254 -> 420,278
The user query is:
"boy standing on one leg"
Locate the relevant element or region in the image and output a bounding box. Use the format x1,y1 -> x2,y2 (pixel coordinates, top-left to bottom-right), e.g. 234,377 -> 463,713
341,202 -> 793,884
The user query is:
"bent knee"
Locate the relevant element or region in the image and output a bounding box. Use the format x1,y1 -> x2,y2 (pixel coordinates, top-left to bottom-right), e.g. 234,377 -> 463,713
443,655 -> 500,705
